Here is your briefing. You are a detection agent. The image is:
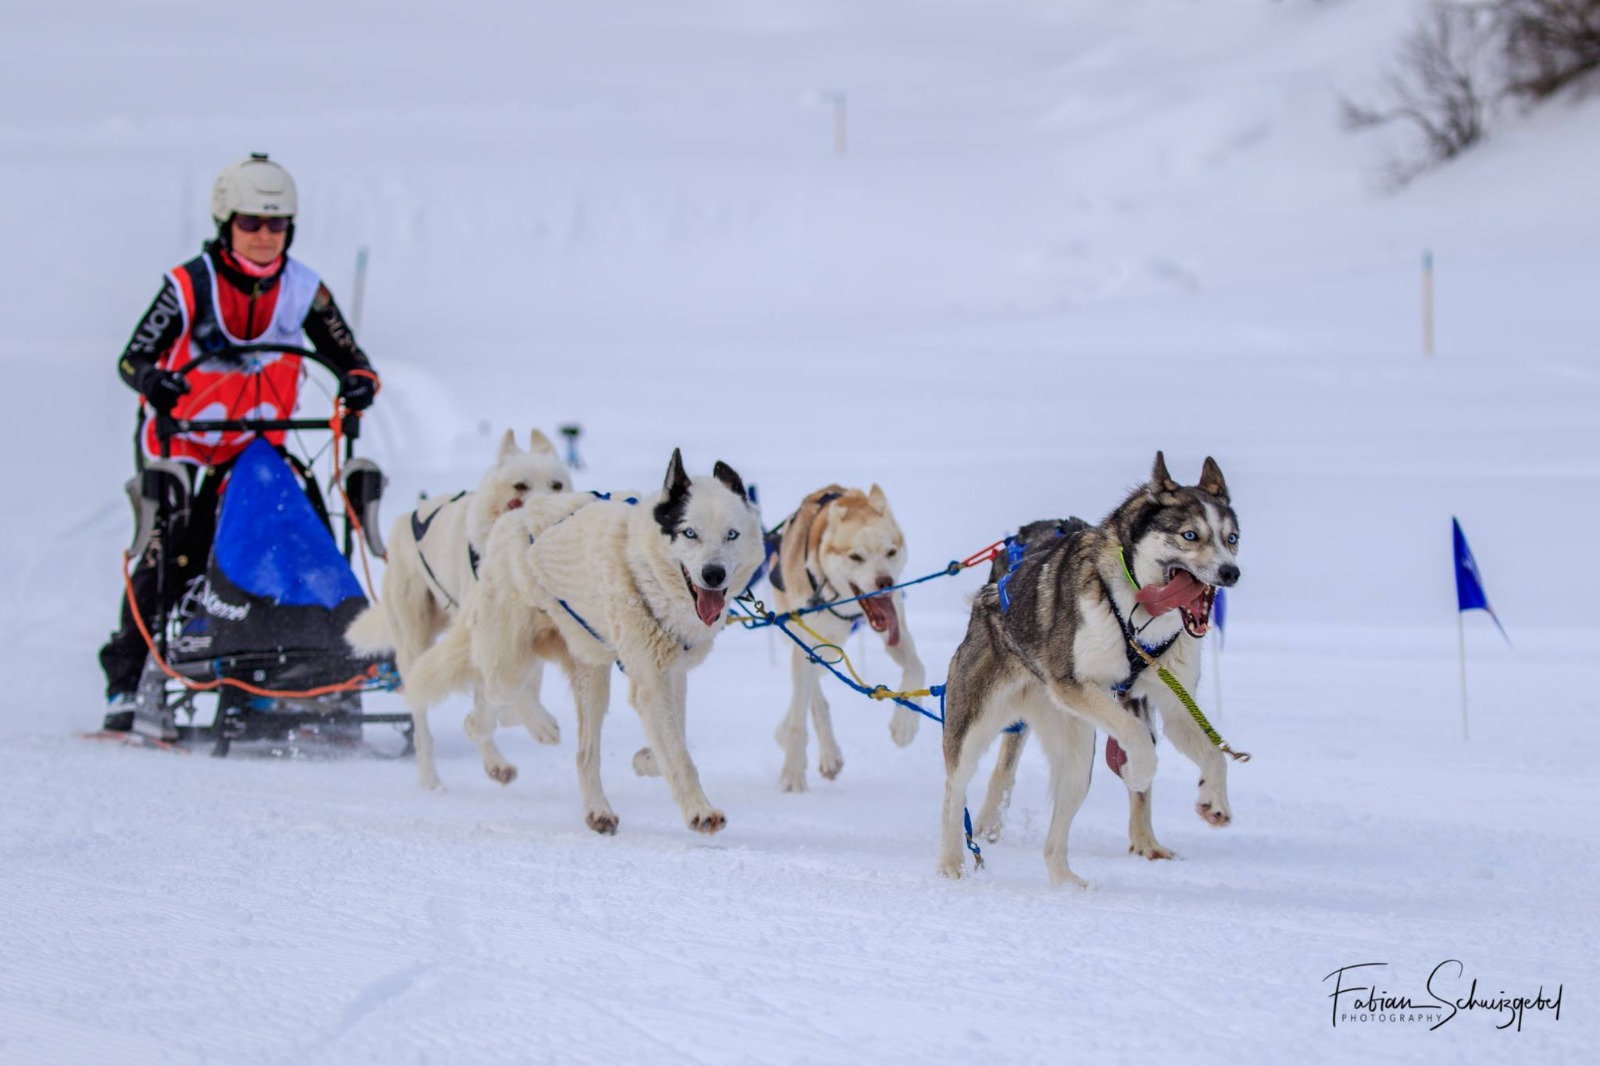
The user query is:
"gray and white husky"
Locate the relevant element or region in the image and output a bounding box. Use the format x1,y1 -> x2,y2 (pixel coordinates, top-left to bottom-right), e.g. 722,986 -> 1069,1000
937,452 -> 1240,886
404,449 -> 764,836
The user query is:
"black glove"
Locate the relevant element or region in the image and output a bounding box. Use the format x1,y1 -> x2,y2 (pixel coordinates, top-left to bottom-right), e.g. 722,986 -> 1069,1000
136,367 -> 190,413
339,371 -> 378,411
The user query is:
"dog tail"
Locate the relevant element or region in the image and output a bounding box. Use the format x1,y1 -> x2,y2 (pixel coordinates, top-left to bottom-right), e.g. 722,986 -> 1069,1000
403,618 -> 475,711
344,604 -> 394,656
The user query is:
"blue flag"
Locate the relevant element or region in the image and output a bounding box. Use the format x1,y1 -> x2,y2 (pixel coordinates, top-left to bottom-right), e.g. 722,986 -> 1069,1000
1452,517 -> 1509,644
1212,586 -> 1227,652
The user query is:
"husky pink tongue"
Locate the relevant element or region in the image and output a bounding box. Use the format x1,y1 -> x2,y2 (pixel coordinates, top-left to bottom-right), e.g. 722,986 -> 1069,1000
1135,570 -> 1208,617
692,585 -> 726,627
861,595 -> 901,647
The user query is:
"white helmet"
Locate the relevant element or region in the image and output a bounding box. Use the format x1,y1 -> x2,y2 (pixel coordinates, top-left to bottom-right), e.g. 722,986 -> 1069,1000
210,153 -> 297,224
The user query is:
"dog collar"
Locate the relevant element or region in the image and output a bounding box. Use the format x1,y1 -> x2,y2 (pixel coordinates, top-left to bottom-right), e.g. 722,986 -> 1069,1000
1118,546 -> 1141,590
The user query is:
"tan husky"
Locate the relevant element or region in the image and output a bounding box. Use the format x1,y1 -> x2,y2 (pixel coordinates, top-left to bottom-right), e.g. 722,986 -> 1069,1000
768,485 -> 928,792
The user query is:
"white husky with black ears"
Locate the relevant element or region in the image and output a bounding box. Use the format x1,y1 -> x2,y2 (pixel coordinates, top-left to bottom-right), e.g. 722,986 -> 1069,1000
403,449 -> 764,836
346,428 -> 572,790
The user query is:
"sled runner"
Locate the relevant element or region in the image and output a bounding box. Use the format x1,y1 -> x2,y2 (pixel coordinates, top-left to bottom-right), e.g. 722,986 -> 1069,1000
118,343 -> 409,757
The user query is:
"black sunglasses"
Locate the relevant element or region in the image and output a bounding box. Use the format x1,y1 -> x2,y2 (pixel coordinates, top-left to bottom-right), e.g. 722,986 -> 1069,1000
233,215 -> 291,233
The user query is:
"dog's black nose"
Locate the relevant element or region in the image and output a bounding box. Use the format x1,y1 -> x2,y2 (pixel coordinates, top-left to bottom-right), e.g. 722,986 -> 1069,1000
701,563 -> 726,588
875,575 -> 893,591
1217,563 -> 1240,587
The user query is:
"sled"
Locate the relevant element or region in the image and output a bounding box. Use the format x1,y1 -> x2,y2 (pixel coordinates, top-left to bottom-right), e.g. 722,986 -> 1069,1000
119,343 -> 411,757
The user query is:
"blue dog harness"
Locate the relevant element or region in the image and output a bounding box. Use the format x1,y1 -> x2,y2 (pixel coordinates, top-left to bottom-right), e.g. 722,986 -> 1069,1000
996,518 -> 1175,695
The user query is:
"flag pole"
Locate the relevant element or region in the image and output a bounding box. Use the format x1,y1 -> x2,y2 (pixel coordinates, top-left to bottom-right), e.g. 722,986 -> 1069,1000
1457,608 -> 1469,741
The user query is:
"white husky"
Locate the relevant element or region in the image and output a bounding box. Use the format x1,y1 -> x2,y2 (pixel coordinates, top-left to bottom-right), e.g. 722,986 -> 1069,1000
404,450 -> 764,835
767,484 -> 928,792
346,428 -> 572,789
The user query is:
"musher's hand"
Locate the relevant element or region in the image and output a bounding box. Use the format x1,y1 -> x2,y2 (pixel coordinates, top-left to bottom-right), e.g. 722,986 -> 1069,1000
338,370 -> 379,411
137,367 -> 191,413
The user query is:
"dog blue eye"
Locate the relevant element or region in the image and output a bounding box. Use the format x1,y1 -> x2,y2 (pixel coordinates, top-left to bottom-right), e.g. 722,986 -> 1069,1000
1227,533 -> 1238,545
726,529 -> 739,541
683,529 -> 698,540
1182,531 -> 1198,542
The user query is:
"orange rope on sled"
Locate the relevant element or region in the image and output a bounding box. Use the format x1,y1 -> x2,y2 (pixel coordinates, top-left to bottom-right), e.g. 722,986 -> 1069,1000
121,545 -> 380,700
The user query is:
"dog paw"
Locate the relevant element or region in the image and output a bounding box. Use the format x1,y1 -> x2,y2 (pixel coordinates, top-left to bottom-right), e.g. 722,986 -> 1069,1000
484,762 -> 518,786
522,707 -> 561,745
1048,865 -> 1090,889
587,810 -> 619,835
632,748 -> 661,777
778,770 -> 808,793
937,857 -> 966,880
1130,840 -> 1177,860
818,748 -> 844,781
1196,800 -> 1232,827
888,707 -> 920,748
689,809 -> 726,834
973,808 -> 1005,844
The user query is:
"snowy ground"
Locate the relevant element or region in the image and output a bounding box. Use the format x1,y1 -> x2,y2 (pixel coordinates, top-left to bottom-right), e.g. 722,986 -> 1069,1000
3,0 -> 1597,1062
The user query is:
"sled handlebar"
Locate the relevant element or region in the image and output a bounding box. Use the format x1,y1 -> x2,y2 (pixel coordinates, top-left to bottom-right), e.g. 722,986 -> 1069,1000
158,344 -> 363,441
174,343 -> 329,377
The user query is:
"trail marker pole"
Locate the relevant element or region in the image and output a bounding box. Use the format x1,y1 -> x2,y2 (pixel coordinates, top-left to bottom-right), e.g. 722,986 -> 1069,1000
351,246 -> 370,334
1422,250 -> 1434,357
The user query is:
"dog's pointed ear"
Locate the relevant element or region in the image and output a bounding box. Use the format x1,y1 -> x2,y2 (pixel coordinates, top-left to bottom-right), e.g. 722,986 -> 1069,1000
663,448 -> 690,496
497,429 -> 519,462
655,449 -> 693,537
527,429 -> 558,457
1199,456 -> 1230,503
1150,451 -> 1179,493
712,460 -> 746,502
867,483 -> 890,515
